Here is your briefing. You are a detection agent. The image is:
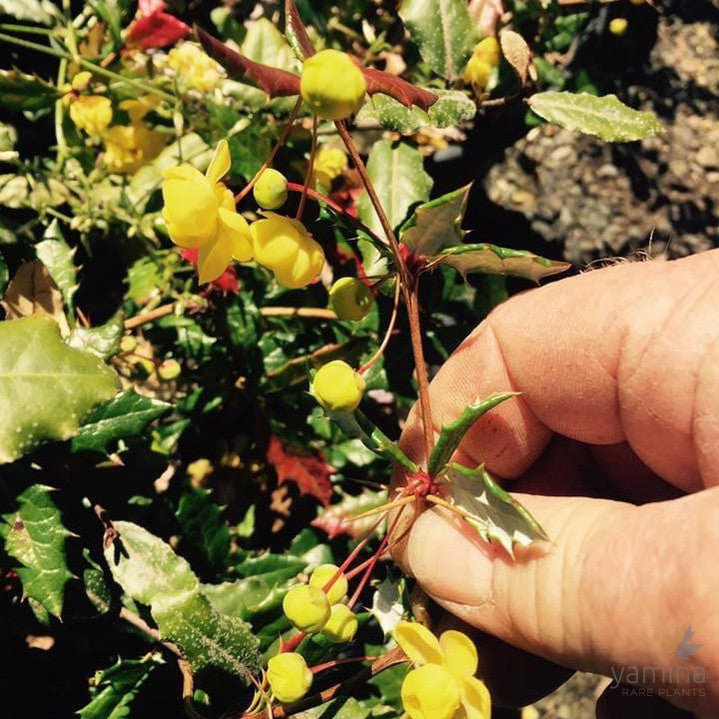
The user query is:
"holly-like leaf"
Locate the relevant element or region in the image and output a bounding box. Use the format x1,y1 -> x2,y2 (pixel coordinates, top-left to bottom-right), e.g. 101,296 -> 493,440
78,656 -> 161,719
357,140 -> 432,239
67,315 -> 124,360
436,243 -> 571,282
0,484 -> 73,619
399,0 -> 477,80
0,70 -> 62,112
175,488 -> 231,567
202,575 -> 293,621
400,184 -> 472,256
0,316 -> 119,464
1,260 -> 67,332
266,435 -> 333,507
444,463 -> 548,558
72,390 -> 170,454
196,26 -> 301,99
428,392 -> 517,477
362,68 -> 438,112
284,0 -> 315,60
528,92 -> 662,142
370,577 -> 405,637
312,487 -> 388,540
35,219 -> 78,313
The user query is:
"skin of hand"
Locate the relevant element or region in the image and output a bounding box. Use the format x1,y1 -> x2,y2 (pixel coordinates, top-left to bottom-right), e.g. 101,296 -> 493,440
392,249 -> 719,718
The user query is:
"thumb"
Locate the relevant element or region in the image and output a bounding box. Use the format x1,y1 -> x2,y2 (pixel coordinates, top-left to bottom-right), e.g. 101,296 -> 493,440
402,486 -> 719,717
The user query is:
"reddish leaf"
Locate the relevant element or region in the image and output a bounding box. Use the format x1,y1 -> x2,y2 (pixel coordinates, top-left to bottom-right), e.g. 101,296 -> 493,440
267,436 -> 333,507
127,11 -> 190,49
312,489 -> 387,539
181,249 -> 238,295
284,0 -> 316,58
362,67 -> 438,111
196,26 -> 301,98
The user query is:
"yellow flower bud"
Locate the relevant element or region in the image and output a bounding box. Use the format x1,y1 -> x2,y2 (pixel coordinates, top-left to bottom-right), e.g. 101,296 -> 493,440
119,335 -> 137,354
300,49 -> 367,121
158,359 -> 181,380
313,146 -> 347,191
254,168 -> 288,210
321,603 -> 358,644
282,585 -> 331,633
69,95 -> 113,137
309,564 -> 348,604
70,71 -> 92,92
250,213 -> 324,289
609,18 -> 628,35
312,360 -> 365,414
329,277 -> 373,321
401,664 -> 461,719
462,37 -> 501,91
267,652 -> 313,703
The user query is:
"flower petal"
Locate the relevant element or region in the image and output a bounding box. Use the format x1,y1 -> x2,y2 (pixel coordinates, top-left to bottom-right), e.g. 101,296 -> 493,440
218,207 -> 253,262
401,665 -> 461,719
197,236 -> 233,284
394,621 -> 443,666
459,676 -> 491,719
439,630 -> 478,678
163,164 -> 206,182
162,174 -> 218,248
206,138 -> 231,185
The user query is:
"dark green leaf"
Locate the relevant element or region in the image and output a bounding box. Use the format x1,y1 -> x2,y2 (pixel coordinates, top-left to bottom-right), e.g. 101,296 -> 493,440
176,488 -> 231,567
0,69 -> 61,111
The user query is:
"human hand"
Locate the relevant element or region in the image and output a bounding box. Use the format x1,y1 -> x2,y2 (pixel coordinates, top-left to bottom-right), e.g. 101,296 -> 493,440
393,250 -> 719,718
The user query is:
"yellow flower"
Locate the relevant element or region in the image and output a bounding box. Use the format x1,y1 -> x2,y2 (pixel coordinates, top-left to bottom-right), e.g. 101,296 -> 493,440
313,146 -> 347,191
267,652 -> 313,703
70,71 -> 92,92
309,563 -> 348,605
282,585 -> 331,633
462,37 -> 501,91
69,95 -> 112,137
321,603 -> 358,644
312,360 -> 365,414
162,140 -> 253,284
329,277 -> 373,322
394,622 -> 491,719
254,168 -> 288,210
249,213 -> 324,289
609,18 -> 628,35
168,42 -> 222,93
104,124 -> 165,174
300,49 -> 367,121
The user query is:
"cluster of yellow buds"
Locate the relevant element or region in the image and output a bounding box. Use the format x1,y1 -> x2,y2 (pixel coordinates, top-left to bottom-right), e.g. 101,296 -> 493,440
167,42 -> 223,93
311,360 -> 365,413
394,622 -> 491,719
463,37 -> 501,92
67,73 -> 113,138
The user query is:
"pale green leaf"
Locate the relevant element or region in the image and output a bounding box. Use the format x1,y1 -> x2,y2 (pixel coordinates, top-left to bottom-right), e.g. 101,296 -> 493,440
437,243 -> 571,281
67,315 -> 124,360
35,219 -> 78,312
0,0 -> 59,25
528,92 -> 662,142
0,484 -> 73,618
444,463 -> 548,558
357,140 -> 432,239
399,0 -> 476,80
370,577 -> 405,637
0,316 -> 119,463
428,392 -> 517,477
400,184 -> 471,256
72,390 -> 170,453
242,17 -> 300,73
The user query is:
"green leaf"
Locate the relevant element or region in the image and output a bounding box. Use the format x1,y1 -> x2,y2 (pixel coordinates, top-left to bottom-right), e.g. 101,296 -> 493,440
78,656 -> 161,719
0,0 -> 59,24
175,488 -> 231,567
201,575 -> 293,621
357,140 -> 432,239
428,392 -> 517,477
0,316 -> 119,463
399,0 -> 476,80
67,315 -> 124,360
104,520 -> 199,606
152,589 -> 260,680
72,390 -> 170,453
356,90 -> 475,134
444,463 -> 548,558
0,485 -> 73,619
241,17 -> 300,73
436,243 -> 571,282
35,220 -> 78,313
0,69 -> 61,112
400,184 -> 471,256
82,550 -> 112,615
528,92 -> 662,142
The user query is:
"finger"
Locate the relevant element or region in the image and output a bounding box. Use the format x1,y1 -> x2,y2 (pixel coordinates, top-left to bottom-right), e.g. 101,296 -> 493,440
401,486 -> 719,717
401,250 -> 719,491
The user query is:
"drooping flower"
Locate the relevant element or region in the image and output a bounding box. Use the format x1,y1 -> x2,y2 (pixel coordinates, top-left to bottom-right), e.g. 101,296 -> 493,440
394,622 -> 491,719
329,277 -> 374,322
103,97 -> 165,173
321,603 -> 358,644
267,652 -> 313,703
167,42 -> 223,93
463,37 -> 501,92
282,585 -> 331,633
162,139 -> 253,283
249,213 -> 324,289
69,95 -> 112,137
312,360 -> 365,413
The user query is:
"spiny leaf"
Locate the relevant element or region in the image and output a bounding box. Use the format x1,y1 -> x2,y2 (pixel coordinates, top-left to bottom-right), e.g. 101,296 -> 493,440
196,26 -> 301,99
436,243 -> 571,282
35,220 -> 78,313
444,463 -> 548,558
175,488 -> 231,567
67,315 -> 124,360
399,0 -> 477,80
266,435 -> 333,507
78,655 -> 161,719
284,0 -> 315,59
428,392 -> 517,477
312,487 -> 389,539
400,184 -> 472,256
362,68 -> 438,112
528,92 -> 662,142
357,140 -> 432,239
0,69 -> 62,111
0,316 -> 119,464
0,484 -> 73,619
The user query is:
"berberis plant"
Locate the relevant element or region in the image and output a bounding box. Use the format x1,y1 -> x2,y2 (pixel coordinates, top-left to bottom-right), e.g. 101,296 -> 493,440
0,0 -> 661,717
